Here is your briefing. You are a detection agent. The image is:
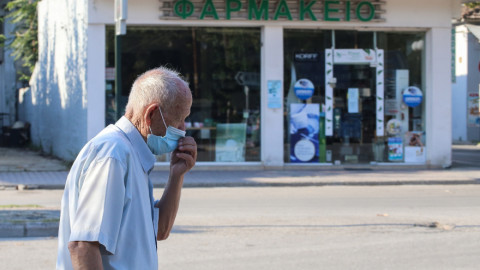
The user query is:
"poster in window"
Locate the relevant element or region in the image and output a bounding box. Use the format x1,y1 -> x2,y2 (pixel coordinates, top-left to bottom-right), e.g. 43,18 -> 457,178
348,88 -> 359,113
267,80 -> 282,109
404,131 -> 426,163
388,137 -> 403,161
215,123 -> 247,162
290,103 -> 320,163
468,93 -> 480,127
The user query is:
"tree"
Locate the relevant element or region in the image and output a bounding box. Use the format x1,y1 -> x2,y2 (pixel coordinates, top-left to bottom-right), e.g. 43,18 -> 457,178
464,2 -> 480,9
0,0 -> 38,82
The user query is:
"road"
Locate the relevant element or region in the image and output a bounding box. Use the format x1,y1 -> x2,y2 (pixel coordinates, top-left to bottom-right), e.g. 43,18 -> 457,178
1,185 -> 480,269
452,145 -> 480,168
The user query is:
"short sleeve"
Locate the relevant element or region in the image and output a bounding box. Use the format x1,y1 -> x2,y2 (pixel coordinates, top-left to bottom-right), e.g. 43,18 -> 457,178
69,157 -> 126,255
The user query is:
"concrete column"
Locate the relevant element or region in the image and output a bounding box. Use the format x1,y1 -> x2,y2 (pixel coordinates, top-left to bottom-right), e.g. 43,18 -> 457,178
87,24 -> 106,140
261,26 -> 284,167
426,27 -> 452,167
452,26 -> 468,142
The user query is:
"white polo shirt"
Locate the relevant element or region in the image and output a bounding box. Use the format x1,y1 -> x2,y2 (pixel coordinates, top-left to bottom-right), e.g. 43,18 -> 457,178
57,117 -> 159,270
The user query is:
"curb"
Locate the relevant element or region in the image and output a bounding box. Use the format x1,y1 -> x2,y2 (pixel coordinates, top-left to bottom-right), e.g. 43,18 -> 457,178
177,179 -> 480,188
0,222 -> 58,238
1,179 -> 480,191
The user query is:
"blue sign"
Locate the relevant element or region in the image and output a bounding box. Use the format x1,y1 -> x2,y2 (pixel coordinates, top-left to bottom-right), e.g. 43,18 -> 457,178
294,79 -> 314,100
403,86 -> 423,108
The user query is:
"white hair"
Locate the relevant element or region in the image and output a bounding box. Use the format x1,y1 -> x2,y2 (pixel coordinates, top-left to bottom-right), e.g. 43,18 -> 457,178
125,66 -> 188,118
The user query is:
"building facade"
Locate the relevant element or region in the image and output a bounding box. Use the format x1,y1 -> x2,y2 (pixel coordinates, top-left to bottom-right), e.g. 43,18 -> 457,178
452,6 -> 480,143
20,0 -> 457,168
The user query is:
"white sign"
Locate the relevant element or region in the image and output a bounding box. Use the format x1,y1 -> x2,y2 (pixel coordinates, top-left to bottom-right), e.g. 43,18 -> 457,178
404,146 -> 426,163
333,49 -> 376,64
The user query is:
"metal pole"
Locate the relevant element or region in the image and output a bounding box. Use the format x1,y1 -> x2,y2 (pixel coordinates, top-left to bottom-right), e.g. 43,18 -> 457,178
115,34 -> 122,121
331,30 -> 335,49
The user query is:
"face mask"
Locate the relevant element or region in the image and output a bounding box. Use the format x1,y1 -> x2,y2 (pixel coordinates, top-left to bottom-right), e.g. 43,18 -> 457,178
147,106 -> 186,155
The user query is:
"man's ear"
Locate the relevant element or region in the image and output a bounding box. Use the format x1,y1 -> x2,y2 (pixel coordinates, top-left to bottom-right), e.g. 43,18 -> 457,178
144,104 -> 158,127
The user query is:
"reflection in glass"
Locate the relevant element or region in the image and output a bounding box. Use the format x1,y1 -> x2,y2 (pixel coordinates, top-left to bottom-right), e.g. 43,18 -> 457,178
105,27 -> 261,162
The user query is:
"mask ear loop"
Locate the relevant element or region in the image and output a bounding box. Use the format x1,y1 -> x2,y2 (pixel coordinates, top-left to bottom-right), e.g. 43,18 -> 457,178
157,105 -> 168,129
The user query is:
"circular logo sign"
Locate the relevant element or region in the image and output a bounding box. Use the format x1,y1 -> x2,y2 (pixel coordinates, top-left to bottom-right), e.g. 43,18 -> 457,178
386,119 -> 402,135
294,139 -> 315,162
403,86 -> 423,108
294,79 -> 314,100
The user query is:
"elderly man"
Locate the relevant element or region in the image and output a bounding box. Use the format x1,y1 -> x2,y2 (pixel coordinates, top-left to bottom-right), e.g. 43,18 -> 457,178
56,67 -> 197,269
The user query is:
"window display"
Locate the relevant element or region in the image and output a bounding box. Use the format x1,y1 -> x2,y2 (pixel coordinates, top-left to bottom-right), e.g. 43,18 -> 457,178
283,30 -> 426,164
105,26 -> 261,162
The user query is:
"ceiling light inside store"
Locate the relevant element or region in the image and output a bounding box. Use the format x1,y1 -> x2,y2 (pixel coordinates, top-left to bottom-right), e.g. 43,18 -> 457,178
411,40 -> 424,51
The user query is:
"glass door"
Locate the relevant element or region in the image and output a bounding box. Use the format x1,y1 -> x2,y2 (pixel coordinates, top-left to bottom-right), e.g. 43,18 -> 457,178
324,49 -> 385,164
328,64 -> 377,163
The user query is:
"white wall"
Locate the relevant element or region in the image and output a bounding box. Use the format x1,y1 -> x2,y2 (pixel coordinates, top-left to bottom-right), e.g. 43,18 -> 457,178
452,26 -> 468,142
426,27 -> 452,167
19,0 -> 89,161
261,26 -> 284,167
86,25 -> 106,141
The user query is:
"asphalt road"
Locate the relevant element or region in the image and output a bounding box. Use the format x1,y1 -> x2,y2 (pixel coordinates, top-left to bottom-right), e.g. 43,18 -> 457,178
1,185 -> 479,270
452,145 -> 480,168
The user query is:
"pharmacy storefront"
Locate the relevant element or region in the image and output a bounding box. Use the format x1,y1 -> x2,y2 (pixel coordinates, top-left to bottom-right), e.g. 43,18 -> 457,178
87,0 -> 454,168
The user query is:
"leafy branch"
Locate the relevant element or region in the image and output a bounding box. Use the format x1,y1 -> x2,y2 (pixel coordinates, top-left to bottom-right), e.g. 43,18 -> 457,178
0,0 -> 38,82
464,2 -> 480,8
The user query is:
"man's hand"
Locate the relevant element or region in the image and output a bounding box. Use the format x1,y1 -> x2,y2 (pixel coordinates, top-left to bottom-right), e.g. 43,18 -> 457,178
157,136 -> 196,240
170,136 -> 197,177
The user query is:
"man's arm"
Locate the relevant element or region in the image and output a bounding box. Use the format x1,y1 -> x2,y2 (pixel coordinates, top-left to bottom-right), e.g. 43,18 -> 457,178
68,241 -> 103,270
156,136 -> 197,240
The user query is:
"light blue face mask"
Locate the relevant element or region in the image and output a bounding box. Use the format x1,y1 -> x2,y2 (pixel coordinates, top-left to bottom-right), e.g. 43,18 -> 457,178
147,106 -> 186,155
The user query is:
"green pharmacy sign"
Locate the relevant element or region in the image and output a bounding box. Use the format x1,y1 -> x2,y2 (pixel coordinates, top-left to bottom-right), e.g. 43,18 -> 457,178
160,0 -> 385,22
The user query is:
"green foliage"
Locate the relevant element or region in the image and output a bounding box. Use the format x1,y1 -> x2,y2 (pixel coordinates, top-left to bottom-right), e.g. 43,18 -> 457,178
0,0 -> 38,82
465,2 -> 480,8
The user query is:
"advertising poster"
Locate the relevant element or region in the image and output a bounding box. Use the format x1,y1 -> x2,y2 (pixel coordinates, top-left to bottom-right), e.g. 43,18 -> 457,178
404,131 -> 426,163
215,123 -> 247,162
388,137 -> 403,161
267,80 -> 282,109
468,93 -> 480,127
290,103 -> 320,163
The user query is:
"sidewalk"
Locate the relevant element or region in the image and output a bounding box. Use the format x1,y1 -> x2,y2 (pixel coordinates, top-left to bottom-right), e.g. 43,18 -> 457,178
1,145 -> 480,189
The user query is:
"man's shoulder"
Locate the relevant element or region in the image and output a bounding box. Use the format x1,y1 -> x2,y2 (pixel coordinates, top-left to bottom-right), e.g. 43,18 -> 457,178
81,125 -> 134,164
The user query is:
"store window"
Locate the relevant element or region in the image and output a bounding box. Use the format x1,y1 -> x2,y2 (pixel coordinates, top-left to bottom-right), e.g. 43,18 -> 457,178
106,26 -> 261,162
284,30 -> 425,164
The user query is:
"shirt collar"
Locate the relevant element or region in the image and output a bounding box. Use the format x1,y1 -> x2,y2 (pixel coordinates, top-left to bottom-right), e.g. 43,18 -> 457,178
115,116 -> 156,174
